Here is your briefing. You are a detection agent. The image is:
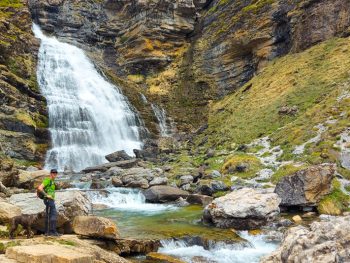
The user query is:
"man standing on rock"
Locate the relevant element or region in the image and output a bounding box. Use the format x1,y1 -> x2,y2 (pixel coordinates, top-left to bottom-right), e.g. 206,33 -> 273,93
37,168 -> 61,236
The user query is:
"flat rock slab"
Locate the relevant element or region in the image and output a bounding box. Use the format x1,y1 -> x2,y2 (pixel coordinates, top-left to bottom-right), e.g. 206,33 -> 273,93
82,159 -> 138,173
6,244 -> 95,263
0,255 -> 17,263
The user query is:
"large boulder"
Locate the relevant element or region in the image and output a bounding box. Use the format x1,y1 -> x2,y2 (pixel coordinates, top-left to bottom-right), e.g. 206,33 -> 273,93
203,188 -> 281,230
143,186 -> 189,203
274,164 -> 335,207
8,191 -> 91,233
0,201 -> 21,223
17,170 -> 49,189
105,150 -> 132,162
261,215 -> 350,263
73,216 -> 119,240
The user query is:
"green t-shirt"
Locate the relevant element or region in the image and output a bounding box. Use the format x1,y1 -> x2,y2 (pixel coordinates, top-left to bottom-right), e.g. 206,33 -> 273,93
43,178 -> 56,199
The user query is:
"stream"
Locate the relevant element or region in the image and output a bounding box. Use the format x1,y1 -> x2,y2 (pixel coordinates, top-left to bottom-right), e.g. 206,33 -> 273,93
86,188 -> 279,263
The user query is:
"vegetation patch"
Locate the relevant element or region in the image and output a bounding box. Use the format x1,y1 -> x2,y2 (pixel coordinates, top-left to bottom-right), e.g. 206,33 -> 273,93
317,179 -> 350,215
221,154 -> 262,179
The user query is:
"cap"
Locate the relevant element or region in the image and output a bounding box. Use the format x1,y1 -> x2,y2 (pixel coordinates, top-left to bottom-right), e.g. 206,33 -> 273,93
50,169 -> 58,173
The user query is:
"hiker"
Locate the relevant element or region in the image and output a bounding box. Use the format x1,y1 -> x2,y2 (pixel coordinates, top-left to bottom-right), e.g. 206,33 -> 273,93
37,168 -> 61,236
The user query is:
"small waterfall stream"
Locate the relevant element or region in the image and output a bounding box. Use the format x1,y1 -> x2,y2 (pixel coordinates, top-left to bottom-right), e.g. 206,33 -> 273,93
33,25 -> 142,172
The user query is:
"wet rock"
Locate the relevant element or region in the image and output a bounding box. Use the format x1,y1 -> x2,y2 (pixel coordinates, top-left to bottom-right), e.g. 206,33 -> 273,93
73,216 -> 119,240
149,177 -> 168,186
105,167 -> 124,177
186,194 -> 213,206
175,197 -> 190,207
82,159 -> 139,173
146,252 -> 186,263
8,191 -> 90,233
203,188 -> 281,230
111,238 -> 160,255
90,179 -> 105,189
275,164 -> 335,207
261,215 -> 350,263
111,177 -> 123,187
179,175 -> 194,186
105,150 -> 132,162
125,178 -> 149,189
143,186 -> 189,203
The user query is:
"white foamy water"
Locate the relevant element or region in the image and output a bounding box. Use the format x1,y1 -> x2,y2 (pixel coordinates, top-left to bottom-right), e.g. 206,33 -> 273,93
87,187 -> 177,213
33,24 -> 142,172
151,103 -> 172,137
159,231 -> 278,263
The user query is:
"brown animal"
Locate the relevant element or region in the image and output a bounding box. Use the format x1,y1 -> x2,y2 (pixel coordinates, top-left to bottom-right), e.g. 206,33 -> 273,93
9,214 -> 38,239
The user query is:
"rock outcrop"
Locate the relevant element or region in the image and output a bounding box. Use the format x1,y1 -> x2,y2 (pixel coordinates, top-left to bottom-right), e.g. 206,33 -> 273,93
274,164 -> 335,208
261,215 -> 350,263
0,3 -> 48,168
8,191 -> 90,233
73,216 -> 119,240
203,188 -> 281,230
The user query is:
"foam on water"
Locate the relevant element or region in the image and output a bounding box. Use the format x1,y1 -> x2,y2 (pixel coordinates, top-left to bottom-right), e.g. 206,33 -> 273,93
33,24 -> 142,172
159,231 -> 278,263
88,187 -> 177,214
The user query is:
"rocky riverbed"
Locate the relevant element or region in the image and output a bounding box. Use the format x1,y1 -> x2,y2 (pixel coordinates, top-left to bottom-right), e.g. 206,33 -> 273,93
0,148 -> 349,262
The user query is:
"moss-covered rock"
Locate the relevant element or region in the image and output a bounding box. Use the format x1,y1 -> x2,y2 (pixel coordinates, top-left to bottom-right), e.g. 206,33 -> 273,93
317,179 -> 350,215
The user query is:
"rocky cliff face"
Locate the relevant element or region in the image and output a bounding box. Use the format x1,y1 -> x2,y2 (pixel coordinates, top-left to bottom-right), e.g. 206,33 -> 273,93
27,0 -> 350,133
0,1 -> 48,182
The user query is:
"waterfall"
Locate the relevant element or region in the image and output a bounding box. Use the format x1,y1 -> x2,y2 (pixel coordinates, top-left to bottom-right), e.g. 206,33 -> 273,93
33,24 -> 142,172
151,104 -> 172,137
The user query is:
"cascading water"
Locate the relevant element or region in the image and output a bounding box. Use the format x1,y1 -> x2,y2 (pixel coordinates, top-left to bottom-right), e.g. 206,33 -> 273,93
151,103 -> 172,137
159,232 -> 278,263
87,187 -> 177,213
33,24 -> 142,172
